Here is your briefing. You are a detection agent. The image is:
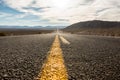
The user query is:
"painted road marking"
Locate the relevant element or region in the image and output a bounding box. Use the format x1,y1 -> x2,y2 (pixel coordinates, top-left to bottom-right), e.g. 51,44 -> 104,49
60,36 -> 70,45
36,35 -> 68,80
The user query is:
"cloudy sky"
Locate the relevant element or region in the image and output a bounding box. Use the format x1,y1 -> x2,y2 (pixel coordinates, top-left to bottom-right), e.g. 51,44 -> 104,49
0,0 -> 120,26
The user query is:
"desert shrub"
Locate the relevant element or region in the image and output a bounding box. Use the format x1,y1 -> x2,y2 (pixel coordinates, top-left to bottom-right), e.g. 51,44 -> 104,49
0,32 -> 6,36
118,34 -> 120,36
38,32 -> 42,34
110,32 -> 115,36
115,33 -> 120,36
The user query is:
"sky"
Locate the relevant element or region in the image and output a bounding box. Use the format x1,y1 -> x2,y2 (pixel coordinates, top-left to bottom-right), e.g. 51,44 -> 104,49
0,0 -> 120,27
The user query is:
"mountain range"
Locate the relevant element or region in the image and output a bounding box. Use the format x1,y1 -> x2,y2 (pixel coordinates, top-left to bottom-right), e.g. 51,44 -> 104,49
0,25 -> 66,30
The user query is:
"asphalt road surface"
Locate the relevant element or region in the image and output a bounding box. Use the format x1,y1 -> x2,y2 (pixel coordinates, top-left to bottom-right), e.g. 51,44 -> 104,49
60,33 -> 120,80
0,34 -> 55,80
0,33 -> 120,80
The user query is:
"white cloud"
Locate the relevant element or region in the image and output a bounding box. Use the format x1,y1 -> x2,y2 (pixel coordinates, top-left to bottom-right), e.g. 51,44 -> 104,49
4,0 -> 33,11
0,12 -> 14,18
3,0 -> 120,26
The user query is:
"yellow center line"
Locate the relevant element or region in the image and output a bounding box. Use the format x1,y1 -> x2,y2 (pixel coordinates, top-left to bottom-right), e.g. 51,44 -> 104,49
36,35 -> 68,80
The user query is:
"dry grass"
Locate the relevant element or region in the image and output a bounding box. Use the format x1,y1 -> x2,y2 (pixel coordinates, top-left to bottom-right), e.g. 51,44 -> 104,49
0,30 -> 54,36
0,33 -> 6,36
63,28 -> 120,37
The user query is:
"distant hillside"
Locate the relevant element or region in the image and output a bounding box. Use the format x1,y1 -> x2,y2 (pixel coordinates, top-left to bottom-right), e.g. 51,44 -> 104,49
64,20 -> 120,30
63,20 -> 120,36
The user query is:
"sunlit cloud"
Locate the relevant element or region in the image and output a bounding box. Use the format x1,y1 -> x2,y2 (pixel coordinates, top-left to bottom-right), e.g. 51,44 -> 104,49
0,0 -> 120,26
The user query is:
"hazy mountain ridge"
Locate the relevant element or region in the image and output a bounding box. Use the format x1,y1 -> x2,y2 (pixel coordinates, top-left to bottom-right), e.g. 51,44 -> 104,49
0,25 -> 66,36
0,26 -> 56,36
0,26 -> 65,30
63,20 -> 120,36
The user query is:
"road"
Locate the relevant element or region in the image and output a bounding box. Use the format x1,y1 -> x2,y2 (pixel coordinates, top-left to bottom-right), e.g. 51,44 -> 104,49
0,33 -> 55,80
0,33 -> 120,80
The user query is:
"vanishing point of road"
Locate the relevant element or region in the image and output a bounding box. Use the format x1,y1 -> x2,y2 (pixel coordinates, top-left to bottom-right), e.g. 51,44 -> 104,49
0,32 -> 120,80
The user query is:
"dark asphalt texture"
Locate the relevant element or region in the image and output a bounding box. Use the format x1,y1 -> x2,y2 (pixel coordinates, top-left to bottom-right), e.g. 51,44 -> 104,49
0,34 -> 55,80
60,33 -> 120,80
0,33 -> 120,80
